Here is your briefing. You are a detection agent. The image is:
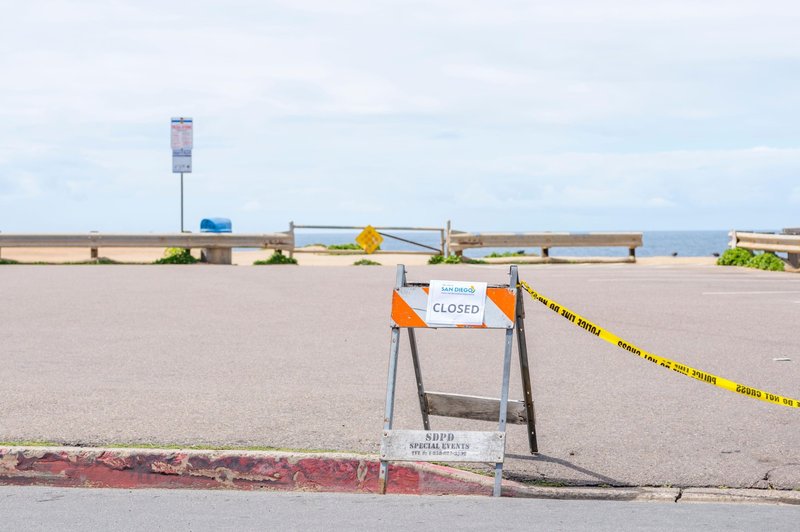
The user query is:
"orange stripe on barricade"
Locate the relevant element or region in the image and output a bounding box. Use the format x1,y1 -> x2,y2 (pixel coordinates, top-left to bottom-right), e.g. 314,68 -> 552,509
391,290 -> 427,328
487,288 -> 516,323
391,286 -> 515,329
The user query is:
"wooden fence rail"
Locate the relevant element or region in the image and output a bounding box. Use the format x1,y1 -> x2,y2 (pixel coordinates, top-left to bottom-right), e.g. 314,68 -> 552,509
0,233 -> 293,264
449,232 -> 643,259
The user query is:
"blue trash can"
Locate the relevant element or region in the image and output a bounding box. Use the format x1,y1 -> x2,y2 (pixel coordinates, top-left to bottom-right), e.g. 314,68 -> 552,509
200,218 -> 232,264
200,218 -> 232,233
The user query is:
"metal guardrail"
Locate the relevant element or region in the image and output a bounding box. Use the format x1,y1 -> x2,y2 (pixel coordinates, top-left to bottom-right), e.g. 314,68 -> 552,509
449,232 -> 644,258
0,225 -> 650,263
289,222 -> 448,257
0,232 -> 293,264
729,230 -> 800,267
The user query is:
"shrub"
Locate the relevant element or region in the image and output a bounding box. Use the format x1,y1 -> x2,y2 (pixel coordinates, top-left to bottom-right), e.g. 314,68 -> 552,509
428,254 -> 462,264
353,259 -> 381,266
746,252 -> 785,272
154,248 -> 198,264
254,252 -> 298,265
486,250 -> 526,258
717,247 -> 753,266
328,243 -> 382,251
0,258 -> 19,265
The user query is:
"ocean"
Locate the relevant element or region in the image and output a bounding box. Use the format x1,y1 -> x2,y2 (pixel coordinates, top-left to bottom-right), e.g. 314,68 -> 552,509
290,230 -> 746,258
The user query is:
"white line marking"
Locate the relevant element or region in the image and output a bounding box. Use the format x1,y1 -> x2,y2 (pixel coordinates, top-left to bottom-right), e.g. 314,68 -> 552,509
702,290 -> 800,295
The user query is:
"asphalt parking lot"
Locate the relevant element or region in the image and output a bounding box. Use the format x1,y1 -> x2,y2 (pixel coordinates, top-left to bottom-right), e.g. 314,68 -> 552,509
1,262 -> 798,488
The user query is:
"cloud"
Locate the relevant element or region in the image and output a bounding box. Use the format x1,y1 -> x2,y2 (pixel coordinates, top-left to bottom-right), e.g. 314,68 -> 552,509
0,171 -> 41,200
1,1 -> 800,232
646,197 -> 676,208
242,200 -> 263,212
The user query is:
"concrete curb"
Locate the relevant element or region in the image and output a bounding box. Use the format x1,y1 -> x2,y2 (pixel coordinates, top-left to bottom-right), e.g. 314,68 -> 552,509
0,446 -> 657,499
680,488 -> 800,505
0,447 -> 795,504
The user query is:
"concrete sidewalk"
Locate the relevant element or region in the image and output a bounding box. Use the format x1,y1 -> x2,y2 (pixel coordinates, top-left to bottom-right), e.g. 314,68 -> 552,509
1,263 -> 799,490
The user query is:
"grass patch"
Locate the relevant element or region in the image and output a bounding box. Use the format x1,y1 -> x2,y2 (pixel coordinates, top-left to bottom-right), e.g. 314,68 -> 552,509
0,258 -> 125,265
0,440 -> 364,454
428,254 -> 462,264
0,440 -> 61,447
353,259 -> 381,266
327,243 -> 362,250
486,250 -> 526,258
154,248 -> 198,265
253,252 -> 298,265
428,254 -> 485,264
523,479 -> 568,488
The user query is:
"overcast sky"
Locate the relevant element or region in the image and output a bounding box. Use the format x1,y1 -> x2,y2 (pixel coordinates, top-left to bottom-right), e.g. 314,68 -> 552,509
1,0 -> 799,232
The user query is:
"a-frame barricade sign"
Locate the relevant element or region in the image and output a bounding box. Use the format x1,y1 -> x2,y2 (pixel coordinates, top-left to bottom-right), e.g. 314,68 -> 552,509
379,265 -> 537,497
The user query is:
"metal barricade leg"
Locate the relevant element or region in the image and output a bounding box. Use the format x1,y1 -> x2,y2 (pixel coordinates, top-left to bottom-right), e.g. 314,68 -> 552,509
516,290 -> 538,453
380,265 -> 407,494
494,264 -> 518,497
494,326 -> 515,497
408,328 -> 431,430
379,326 -> 401,494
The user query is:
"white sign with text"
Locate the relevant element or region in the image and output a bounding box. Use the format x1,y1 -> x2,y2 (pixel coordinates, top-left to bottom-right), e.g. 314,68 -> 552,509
381,430 -> 505,463
171,117 -> 193,173
171,117 -> 193,150
425,279 -> 488,326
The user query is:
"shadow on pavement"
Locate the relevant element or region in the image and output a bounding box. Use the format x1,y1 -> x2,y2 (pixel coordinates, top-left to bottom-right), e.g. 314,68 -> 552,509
506,453 -> 624,486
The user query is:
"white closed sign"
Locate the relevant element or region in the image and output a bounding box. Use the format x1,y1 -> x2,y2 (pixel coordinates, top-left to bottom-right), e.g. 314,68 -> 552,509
425,279 -> 488,326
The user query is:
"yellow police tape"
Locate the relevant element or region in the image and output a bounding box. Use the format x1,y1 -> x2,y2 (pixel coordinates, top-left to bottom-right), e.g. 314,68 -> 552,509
518,281 -> 799,409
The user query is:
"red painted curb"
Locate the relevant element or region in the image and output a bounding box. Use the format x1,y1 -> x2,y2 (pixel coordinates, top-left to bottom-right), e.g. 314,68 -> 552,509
0,447 -> 508,496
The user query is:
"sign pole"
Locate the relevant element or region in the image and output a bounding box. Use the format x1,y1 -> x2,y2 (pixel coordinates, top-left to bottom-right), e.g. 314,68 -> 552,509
171,117 -> 193,234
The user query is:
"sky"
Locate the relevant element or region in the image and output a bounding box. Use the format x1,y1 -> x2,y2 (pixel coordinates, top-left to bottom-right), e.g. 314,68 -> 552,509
1,0 -> 799,233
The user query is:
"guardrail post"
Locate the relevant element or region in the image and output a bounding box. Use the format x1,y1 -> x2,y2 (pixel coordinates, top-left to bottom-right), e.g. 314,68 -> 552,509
289,221 -> 295,259
540,247 -> 549,258
90,231 -> 99,260
729,229 -> 738,249
781,228 -> 800,268
205,248 -> 232,265
445,220 -> 451,256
